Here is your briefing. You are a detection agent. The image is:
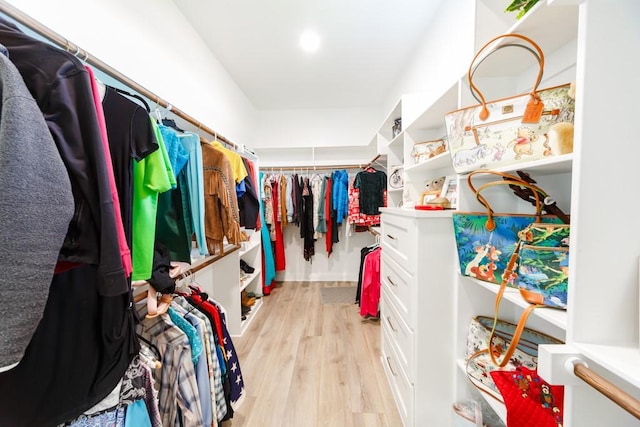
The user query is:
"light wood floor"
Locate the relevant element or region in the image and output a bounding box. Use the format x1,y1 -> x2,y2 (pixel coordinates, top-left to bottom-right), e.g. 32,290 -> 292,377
222,281 -> 403,427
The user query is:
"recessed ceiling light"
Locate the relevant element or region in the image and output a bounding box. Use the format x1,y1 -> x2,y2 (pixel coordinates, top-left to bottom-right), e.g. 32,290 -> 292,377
300,30 -> 321,53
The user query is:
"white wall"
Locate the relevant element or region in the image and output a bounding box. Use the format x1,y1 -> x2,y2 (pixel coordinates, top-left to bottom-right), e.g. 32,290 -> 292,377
276,220 -> 376,283
381,0 -> 475,122
253,106 -> 381,149
6,0 -> 257,146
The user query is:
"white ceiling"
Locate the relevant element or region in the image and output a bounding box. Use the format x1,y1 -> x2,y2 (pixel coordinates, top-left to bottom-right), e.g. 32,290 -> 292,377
172,0 -> 445,110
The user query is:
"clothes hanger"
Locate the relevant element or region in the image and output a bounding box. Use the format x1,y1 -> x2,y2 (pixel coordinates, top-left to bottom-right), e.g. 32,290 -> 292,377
136,333 -> 162,368
132,282 -> 172,319
106,85 -> 151,112
161,117 -> 185,132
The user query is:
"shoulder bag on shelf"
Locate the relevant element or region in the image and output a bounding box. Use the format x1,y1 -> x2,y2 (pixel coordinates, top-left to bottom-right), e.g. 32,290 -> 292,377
465,315 -> 563,402
445,33 -> 575,174
452,170 -> 567,286
490,366 -> 564,427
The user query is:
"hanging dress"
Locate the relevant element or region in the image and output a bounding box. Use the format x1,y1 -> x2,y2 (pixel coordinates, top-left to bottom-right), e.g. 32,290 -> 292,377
271,176 -> 286,271
259,172 -> 276,291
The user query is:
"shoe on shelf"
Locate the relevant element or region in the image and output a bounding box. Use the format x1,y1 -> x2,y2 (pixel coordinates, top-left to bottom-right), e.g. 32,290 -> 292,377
241,305 -> 252,316
241,290 -> 256,307
240,259 -> 255,274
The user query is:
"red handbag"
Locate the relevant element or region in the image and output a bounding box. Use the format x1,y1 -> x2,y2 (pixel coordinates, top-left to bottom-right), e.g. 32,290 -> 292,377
490,366 -> 564,427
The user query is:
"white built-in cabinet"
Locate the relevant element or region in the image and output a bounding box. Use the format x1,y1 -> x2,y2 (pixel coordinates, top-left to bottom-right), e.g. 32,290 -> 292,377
378,0 -> 640,425
379,209 -> 457,426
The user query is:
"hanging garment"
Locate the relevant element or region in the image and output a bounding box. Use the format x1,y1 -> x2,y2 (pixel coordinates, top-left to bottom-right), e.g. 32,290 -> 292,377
65,406 -> 126,427
354,168 -> 387,215
102,87 -> 159,250
86,66 -> 132,277
124,400 -> 152,427
179,132 -> 209,256
189,295 -> 245,407
262,174 -> 275,241
301,177 -> 315,261
154,125 -> 192,264
330,172 -> 340,247
271,177 -> 286,271
201,142 -> 244,254
316,176 -> 328,234
171,302 -> 215,427
155,171 -> 193,263
208,139 -> 248,198
0,264 -> 139,426
294,174 -> 304,229
118,355 -> 161,427
0,18 -> 128,294
286,174 -> 294,223
325,175 -> 334,256
280,173 -> 288,227
332,169 -> 349,224
355,244 -> 379,305
137,306 -> 204,427
347,183 -> 386,227
0,43 -> 73,367
173,296 -> 226,422
311,174 -> 324,238
259,172 -> 277,291
238,157 -> 260,230
360,247 -> 382,318
158,125 -> 189,179
131,119 -> 174,281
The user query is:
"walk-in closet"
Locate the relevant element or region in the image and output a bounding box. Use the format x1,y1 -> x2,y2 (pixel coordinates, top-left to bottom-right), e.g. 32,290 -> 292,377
0,0 -> 639,426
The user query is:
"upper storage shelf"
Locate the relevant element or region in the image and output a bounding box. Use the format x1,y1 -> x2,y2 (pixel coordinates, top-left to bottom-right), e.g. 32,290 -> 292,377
474,0 -> 579,77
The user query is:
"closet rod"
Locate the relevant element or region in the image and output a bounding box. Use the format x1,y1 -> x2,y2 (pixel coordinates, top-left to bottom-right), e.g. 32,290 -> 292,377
262,164 -> 364,172
572,361 -> 640,420
0,1 -> 236,150
365,154 -> 381,169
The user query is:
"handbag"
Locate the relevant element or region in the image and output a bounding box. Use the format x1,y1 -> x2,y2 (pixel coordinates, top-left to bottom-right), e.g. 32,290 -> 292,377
512,222 -> 570,309
410,139 -> 448,164
466,316 -> 563,402
452,170 -> 566,285
445,33 -> 575,174
490,366 -> 564,427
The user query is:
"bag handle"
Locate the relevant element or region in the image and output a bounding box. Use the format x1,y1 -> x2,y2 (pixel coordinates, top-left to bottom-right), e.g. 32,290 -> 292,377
468,33 -> 545,121
469,42 -> 543,104
467,170 -> 545,231
488,241 -> 545,367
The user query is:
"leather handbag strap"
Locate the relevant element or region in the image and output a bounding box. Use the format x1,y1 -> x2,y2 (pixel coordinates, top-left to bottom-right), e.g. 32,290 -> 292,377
488,235 -> 545,367
469,42 -> 543,104
467,170 -> 545,231
468,33 -> 545,121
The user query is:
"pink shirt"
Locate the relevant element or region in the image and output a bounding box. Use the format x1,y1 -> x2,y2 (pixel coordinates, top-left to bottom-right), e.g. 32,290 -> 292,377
85,66 -> 132,276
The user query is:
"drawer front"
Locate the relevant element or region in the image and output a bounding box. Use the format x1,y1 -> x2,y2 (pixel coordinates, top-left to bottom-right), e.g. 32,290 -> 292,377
381,252 -> 414,327
381,214 -> 416,274
381,288 -> 414,379
382,325 -> 414,427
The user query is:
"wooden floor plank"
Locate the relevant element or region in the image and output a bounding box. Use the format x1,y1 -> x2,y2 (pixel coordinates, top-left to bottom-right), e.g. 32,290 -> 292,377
222,281 -> 402,427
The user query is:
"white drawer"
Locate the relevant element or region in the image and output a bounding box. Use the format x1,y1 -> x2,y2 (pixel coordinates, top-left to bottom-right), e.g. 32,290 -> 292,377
381,288 -> 414,379
382,324 -> 414,427
381,214 -> 416,274
381,252 -> 414,327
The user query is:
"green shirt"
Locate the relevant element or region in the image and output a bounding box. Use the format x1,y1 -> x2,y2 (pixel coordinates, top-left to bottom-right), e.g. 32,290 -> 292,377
131,118 -> 174,281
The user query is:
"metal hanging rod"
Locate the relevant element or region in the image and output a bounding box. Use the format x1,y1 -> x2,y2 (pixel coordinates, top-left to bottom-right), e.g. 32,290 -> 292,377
261,164 -> 364,172
0,0 -> 236,149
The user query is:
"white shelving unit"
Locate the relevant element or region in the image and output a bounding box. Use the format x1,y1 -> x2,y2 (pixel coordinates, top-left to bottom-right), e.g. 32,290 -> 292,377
378,1 -> 640,425
238,230 -> 264,335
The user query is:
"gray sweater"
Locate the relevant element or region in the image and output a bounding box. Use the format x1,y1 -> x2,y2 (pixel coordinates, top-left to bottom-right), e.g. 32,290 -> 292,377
0,45 -> 74,367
